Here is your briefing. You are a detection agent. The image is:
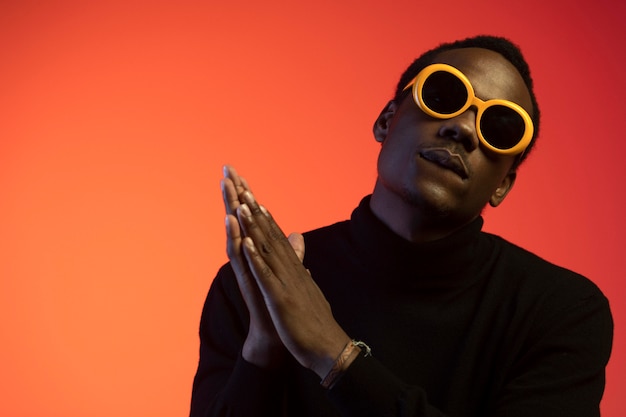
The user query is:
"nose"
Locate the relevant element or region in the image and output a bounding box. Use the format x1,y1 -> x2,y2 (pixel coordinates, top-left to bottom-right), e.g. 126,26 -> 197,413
437,109 -> 479,152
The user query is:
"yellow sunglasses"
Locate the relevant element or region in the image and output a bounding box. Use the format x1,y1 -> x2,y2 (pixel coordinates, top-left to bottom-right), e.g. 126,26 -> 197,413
403,63 -> 534,155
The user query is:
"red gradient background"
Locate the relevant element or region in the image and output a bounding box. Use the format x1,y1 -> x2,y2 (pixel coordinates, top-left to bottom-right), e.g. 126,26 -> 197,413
1,1 -> 624,416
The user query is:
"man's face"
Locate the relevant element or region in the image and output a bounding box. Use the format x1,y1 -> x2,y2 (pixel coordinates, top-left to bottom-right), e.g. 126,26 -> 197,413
374,47 -> 534,228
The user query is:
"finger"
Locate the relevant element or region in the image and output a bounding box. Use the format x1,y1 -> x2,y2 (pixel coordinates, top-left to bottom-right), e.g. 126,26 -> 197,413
242,236 -> 283,288
226,214 -> 270,312
225,214 -> 246,272
239,175 -> 252,192
287,233 -> 305,262
226,213 -> 258,285
240,192 -> 288,243
224,165 -> 251,198
238,197 -> 293,263
221,177 -> 241,216
238,202 -> 304,287
221,165 -> 249,214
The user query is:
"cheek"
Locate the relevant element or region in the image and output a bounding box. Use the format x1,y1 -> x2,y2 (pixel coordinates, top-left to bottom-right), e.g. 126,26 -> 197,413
377,122 -> 417,167
376,140 -> 408,185
379,112 -> 435,158
469,157 -> 515,197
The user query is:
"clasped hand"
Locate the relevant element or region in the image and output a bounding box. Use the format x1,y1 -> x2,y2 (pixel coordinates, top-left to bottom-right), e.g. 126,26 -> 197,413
221,165 -> 350,379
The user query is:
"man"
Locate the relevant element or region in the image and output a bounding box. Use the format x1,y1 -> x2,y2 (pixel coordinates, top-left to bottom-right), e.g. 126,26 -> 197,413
190,35 -> 613,417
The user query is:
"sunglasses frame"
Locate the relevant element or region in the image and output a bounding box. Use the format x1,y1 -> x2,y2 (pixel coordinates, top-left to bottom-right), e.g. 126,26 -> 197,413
404,63 -> 534,156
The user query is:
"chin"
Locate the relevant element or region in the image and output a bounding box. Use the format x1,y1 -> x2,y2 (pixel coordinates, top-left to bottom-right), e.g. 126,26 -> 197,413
400,184 -> 482,227
400,186 -> 454,219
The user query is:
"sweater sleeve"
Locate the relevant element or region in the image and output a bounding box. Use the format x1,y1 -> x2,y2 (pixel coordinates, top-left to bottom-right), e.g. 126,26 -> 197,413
491,288 -> 613,417
189,264 -> 286,417
327,284 -> 613,417
328,354 -> 449,417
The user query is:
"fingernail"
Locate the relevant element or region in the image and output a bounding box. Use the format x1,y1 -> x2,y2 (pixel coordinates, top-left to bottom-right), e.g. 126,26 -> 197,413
243,237 -> 256,252
239,203 -> 251,217
243,190 -> 255,204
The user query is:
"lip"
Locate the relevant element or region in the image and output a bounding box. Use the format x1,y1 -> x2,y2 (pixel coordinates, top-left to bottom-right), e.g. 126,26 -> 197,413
419,147 -> 469,179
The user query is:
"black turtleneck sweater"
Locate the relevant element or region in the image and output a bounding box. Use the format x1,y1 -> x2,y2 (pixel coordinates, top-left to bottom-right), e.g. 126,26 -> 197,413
190,197 -> 613,417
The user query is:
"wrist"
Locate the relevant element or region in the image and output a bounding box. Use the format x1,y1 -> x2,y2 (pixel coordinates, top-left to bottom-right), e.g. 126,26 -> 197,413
320,339 -> 370,389
242,333 -> 286,369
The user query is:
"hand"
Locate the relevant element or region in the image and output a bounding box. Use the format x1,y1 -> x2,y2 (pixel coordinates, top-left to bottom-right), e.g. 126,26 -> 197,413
235,186 -> 351,379
222,165 -> 288,368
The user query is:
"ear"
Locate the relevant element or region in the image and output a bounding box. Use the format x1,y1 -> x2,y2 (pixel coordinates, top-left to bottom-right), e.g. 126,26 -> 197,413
373,100 -> 397,143
489,170 -> 517,207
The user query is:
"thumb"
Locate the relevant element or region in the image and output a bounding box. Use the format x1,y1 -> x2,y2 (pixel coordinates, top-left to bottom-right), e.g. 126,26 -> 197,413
287,232 -> 305,262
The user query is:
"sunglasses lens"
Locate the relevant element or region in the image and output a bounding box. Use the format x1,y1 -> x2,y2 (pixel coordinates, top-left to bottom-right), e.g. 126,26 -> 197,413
422,71 -> 468,114
480,106 -> 526,149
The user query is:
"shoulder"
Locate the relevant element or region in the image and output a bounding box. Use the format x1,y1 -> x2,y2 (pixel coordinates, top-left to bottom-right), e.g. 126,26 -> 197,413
480,233 -> 613,360
480,232 -> 611,320
483,232 -> 596,285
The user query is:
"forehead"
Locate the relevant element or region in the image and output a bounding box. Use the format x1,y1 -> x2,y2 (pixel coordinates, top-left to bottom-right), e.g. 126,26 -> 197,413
431,48 -> 533,115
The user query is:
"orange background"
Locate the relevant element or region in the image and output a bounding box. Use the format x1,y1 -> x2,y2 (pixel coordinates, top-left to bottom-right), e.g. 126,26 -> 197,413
1,1 -> 624,416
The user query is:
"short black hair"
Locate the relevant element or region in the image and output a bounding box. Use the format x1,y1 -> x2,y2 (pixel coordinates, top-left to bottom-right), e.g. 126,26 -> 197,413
393,35 -> 540,167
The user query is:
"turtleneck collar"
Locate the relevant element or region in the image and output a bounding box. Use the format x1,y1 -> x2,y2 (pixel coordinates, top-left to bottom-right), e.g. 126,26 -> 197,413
349,196 -> 486,283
